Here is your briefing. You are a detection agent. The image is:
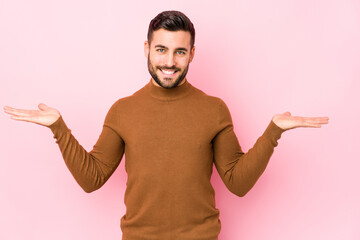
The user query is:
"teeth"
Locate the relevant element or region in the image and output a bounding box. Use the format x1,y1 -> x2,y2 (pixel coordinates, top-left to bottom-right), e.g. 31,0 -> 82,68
161,69 -> 176,75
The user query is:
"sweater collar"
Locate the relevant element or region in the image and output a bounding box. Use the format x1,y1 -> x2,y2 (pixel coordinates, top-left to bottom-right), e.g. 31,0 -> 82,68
146,79 -> 193,101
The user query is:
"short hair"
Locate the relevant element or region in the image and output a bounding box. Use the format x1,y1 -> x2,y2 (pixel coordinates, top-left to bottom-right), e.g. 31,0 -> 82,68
147,10 -> 195,49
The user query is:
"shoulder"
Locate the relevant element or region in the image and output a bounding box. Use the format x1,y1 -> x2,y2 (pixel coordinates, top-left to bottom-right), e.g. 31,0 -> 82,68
189,86 -> 233,128
190,84 -> 228,108
108,83 -> 149,111
101,88 -> 143,126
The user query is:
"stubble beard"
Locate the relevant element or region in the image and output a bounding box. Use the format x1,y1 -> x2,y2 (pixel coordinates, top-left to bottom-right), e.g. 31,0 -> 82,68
147,55 -> 189,89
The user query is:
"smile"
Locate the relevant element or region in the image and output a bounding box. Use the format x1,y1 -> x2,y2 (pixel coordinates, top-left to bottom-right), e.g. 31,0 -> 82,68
160,69 -> 178,75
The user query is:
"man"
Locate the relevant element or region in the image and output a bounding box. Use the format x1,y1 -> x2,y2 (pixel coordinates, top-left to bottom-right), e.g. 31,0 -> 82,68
4,10 -> 328,240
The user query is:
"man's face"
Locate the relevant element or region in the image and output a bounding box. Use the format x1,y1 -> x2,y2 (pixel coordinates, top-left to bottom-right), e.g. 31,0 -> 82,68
145,29 -> 195,89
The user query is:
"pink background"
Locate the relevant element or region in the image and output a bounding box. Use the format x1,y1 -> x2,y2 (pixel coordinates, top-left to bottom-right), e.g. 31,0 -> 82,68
1,0 -> 359,239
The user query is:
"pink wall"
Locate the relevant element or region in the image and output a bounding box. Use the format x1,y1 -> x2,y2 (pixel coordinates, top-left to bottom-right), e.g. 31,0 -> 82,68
1,0 -> 359,239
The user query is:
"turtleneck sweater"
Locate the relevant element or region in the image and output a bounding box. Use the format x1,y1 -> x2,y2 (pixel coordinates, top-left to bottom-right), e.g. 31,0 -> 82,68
48,79 -> 285,240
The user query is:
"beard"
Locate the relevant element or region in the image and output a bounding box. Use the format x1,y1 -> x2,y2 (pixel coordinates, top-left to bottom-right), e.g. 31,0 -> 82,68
147,55 -> 189,89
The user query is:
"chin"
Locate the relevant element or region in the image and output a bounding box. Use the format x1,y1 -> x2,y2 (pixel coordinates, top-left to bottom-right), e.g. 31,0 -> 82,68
160,79 -> 179,89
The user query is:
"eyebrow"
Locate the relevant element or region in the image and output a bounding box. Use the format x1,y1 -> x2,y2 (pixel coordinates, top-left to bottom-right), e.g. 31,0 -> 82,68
154,45 -> 188,52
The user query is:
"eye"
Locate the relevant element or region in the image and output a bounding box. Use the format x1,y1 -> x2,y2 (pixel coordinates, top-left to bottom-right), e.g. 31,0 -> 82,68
177,51 -> 186,55
156,48 -> 165,53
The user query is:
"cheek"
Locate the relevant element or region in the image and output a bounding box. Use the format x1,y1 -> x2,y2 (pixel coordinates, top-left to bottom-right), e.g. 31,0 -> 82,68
178,57 -> 191,67
149,54 -> 164,66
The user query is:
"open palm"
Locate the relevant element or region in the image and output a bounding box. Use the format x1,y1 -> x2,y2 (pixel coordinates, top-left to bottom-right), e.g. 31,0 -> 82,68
4,103 -> 60,127
272,112 -> 329,130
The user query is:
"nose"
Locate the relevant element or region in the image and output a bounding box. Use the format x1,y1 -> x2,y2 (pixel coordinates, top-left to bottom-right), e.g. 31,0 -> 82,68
165,53 -> 175,67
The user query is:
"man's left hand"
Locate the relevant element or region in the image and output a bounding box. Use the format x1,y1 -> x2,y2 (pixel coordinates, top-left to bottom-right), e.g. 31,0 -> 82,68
272,112 -> 329,130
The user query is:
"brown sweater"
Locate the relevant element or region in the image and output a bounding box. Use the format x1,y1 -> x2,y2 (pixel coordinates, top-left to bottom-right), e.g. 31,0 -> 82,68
49,79 -> 284,240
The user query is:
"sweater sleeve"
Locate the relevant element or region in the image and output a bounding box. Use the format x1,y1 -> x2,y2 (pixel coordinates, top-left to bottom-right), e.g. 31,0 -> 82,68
48,109 -> 125,193
212,99 -> 285,197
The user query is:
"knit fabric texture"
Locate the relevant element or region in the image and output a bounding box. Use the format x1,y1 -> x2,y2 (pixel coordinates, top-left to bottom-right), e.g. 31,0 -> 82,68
49,79 -> 284,240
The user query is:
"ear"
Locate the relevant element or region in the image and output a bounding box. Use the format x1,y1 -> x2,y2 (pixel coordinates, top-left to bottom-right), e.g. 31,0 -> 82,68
144,41 -> 149,58
189,46 -> 195,63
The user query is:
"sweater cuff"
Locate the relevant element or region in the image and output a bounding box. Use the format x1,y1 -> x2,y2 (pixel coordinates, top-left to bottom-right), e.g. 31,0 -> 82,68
263,120 -> 286,146
48,116 -> 70,138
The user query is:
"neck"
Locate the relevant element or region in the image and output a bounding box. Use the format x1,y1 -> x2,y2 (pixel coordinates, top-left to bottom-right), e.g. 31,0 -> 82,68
147,78 -> 192,101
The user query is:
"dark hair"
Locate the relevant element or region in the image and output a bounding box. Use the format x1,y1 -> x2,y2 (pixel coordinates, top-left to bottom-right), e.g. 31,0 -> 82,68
147,10 -> 195,49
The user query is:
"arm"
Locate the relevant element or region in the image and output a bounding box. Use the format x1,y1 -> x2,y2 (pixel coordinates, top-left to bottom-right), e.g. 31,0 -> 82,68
4,103 -> 125,193
212,100 -> 328,197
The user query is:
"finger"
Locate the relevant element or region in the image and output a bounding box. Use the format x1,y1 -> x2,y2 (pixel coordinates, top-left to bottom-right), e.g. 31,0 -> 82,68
301,117 -> 329,121
4,106 -> 25,113
4,107 -> 37,117
303,118 -> 329,124
301,120 -> 329,128
10,115 -> 36,123
304,123 -> 322,128
291,116 -> 329,125
3,106 -> 13,114
3,106 -> 18,112
283,112 -> 291,116
4,107 -> 24,116
38,103 -> 48,111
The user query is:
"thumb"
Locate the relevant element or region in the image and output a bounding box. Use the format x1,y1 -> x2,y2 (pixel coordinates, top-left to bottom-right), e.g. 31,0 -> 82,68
283,112 -> 291,116
38,103 -> 49,111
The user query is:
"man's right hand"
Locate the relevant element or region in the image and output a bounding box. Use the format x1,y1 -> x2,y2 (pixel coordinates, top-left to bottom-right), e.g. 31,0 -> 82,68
4,103 -> 61,127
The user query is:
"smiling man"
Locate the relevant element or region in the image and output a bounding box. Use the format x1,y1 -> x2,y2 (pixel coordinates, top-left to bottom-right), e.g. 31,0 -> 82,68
146,23 -> 195,89
4,10 -> 328,240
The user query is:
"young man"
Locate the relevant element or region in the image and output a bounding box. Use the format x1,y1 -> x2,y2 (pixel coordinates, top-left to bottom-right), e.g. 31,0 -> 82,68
4,10 -> 328,240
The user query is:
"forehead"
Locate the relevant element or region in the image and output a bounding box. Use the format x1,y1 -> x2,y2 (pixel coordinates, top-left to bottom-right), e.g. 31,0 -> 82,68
150,29 -> 191,49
